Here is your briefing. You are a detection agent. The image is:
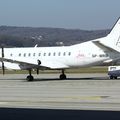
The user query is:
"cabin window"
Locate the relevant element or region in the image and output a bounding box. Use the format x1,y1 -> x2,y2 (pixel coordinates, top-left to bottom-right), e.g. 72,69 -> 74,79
48,53 -> 51,56
24,53 -> 26,57
58,52 -> 61,56
19,53 -> 21,57
38,53 -> 41,56
28,53 -> 31,57
33,53 -> 35,56
44,53 -> 46,56
63,52 -> 66,56
68,52 -> 71,56
10,53 -> 13,57
53,52 -> 56,56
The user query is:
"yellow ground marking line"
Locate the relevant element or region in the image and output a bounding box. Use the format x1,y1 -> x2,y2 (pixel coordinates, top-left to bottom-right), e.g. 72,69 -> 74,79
0,102 -> 8,105
64,96 -> 105,101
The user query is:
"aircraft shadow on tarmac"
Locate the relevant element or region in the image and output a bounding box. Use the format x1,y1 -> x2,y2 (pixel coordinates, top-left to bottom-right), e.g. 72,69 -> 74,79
0,76 -> 119,81
33,76 -> 113,82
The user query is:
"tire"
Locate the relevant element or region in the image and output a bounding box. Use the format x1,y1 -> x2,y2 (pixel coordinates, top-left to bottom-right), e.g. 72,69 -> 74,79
60,74 -> 66,80
26,75 -> 34,81
114,76 -> 117,79
110,76 -> 113,79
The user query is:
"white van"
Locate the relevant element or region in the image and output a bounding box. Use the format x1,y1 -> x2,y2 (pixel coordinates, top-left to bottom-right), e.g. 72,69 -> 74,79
108,66 -> 120,79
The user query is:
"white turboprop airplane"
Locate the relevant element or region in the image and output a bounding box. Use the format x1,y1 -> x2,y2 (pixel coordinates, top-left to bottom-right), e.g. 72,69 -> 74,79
0,18 -> 120,81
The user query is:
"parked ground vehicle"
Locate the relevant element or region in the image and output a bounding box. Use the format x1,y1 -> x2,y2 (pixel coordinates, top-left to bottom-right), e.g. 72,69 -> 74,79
108,66 -> 120,79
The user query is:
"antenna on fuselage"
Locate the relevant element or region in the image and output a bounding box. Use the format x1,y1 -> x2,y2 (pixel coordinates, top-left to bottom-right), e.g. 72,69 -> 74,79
34,44 -> 38,48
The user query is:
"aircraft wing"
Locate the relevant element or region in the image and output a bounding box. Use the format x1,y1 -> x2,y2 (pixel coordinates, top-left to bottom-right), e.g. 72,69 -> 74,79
0,57 -> 69,69
92,41 -> 120,53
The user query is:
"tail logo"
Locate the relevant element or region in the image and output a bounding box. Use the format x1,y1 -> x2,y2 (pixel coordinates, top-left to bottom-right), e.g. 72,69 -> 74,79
116,36 -> 120,47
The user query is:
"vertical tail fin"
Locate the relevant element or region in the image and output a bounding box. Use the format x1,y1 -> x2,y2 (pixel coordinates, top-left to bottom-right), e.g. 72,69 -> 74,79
100,17 -> 120,49
108,17 -> 120,35
107,17 -> 120,47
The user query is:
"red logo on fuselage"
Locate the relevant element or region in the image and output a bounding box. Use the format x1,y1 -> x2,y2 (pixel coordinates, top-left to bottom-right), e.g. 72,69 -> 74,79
76,51 -> 85,58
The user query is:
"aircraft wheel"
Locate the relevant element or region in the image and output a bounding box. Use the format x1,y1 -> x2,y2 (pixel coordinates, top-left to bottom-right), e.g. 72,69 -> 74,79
26,75 -> 34,81
60,74 -> 66,80
110,76 -> 113,79
114,76 -> 117,79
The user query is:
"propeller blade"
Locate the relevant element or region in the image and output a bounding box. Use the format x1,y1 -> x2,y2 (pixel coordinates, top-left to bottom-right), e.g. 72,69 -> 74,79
1,46 -> 5,75
2,62 -> 5,75
2,46 -> 4,58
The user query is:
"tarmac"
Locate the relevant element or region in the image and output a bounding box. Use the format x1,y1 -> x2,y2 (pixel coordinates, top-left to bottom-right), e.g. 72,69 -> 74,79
0,73 -> 120,111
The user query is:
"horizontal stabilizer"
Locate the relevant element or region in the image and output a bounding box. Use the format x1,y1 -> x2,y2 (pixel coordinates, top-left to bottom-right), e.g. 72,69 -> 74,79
92,41 -> 119,53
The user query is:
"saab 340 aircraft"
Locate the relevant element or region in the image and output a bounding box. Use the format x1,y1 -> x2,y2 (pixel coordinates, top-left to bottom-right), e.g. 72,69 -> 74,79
0,18 -> 120,81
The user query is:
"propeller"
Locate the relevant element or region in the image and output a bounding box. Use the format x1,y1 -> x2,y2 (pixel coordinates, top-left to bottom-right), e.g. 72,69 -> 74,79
37,60 -> 41,75
1,46 -> 5,75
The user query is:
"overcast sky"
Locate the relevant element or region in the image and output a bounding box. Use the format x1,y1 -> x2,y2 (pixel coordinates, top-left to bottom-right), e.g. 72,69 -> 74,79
0,0 -> 120,30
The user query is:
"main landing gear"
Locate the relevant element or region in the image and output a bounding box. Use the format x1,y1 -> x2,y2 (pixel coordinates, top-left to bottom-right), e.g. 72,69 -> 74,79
26,70 -> 34,81
59,69 -> 67,80
26,69 -> 67,81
